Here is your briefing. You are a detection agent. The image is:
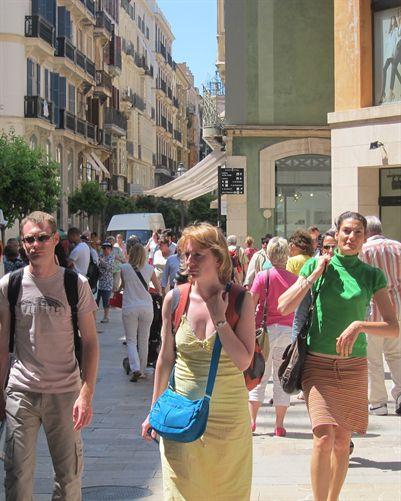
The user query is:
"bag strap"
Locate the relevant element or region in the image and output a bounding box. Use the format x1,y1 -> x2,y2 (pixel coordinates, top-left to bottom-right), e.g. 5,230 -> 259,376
63,269 -> 80,361
261,270 -> 270,329
133,267 -> 149,291
7,268 -> 25,353
172,282 -> 191,333
169,282 -> 246,398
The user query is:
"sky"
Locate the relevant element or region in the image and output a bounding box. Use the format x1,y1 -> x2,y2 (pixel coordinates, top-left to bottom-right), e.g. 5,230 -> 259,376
157,0 -> 217,90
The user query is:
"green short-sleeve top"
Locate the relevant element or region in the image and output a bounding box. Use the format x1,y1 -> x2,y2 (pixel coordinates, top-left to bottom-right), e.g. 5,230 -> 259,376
299,251 -> 387,357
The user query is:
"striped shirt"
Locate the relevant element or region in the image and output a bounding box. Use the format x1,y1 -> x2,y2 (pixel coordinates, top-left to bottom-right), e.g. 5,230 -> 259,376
361,235 -> 401,321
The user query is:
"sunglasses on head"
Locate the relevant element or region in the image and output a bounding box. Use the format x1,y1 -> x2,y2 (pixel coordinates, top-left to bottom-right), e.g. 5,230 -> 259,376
323,244 -> 336,250
22,233 -> 53,244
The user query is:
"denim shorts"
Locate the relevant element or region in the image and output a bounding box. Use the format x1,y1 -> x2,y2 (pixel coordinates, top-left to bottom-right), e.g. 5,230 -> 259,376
96,289 -> 112,309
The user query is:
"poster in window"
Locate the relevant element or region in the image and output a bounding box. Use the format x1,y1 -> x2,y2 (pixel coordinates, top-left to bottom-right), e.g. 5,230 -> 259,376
374,7 -> 401,105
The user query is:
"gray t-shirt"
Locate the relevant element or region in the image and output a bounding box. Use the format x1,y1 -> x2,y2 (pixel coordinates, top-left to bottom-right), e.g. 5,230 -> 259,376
0,267 -> 97,393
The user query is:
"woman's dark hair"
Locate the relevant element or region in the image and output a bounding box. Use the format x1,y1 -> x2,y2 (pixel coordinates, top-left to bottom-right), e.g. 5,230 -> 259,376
335,212 -> 367,233
289,230 -> 314,257
322,229 -> 336,240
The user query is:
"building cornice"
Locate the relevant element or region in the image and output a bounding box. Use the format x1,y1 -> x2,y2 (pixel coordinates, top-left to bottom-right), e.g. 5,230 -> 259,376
225,125 -> 331,138
328,103 -> 401,128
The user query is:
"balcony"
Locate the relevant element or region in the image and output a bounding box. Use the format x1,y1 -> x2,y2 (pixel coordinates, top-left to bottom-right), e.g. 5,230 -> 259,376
161,116 -> 167,130
24,96 -> 54,124
126,141 -> 134,157
134,53 -> 146,71
167,87 -> 173,100
145,65 -> 154,78
24,16 -> 54,53
157,43 -> 166,59
58,109 -> 97,142
173,97 -> 179,109
55,37 -> 95,81
104,107 -> 127,136
59,109 -> 76,132
94,70 -> 112,101
94,11 -> 113,43
106,34 -> 122,77
58,1 -> 95,24
157,79 -> 167,95
97,128 -> 112,148
174,130 -> 182,143
167,121 -> 173,134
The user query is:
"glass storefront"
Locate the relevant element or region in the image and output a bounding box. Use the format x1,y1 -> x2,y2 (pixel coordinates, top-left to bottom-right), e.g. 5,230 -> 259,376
275,154 -> 331,238
380,167 -> 401,240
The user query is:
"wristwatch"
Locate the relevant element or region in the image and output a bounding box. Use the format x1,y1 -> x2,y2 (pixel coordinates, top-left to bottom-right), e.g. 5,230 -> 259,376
215,319 -> 227,329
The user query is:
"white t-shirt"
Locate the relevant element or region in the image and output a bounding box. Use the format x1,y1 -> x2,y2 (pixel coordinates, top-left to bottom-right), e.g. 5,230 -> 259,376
153,250 -> 167,281
0,267 -> 97,393
69,242 -> 90,275
121,263 -> 153,311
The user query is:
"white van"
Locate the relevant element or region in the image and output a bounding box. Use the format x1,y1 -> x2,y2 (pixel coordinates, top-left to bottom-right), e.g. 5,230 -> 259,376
106,213 -> 165,245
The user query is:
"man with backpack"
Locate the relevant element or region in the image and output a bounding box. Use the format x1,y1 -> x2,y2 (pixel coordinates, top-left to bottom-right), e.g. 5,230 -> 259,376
0,211 -> 99,500
227,235 -> 248,284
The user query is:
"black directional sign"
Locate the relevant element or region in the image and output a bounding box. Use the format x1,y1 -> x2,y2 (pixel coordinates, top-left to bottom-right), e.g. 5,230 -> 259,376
219,168 -> 244,195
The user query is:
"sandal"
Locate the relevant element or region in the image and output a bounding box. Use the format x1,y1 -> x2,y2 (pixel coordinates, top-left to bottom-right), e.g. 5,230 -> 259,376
130,371 -> 142,382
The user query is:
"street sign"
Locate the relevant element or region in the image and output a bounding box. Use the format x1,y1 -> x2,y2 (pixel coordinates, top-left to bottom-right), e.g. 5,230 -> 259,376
219,168 -> 244,195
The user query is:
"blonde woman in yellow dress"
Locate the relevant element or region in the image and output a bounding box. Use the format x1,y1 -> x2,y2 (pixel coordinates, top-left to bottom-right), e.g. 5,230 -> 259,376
142,223 -> 255,500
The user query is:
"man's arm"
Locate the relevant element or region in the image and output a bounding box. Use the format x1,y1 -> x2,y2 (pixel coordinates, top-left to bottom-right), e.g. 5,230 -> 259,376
0,307 -> 10,420
72,311 -> 99,431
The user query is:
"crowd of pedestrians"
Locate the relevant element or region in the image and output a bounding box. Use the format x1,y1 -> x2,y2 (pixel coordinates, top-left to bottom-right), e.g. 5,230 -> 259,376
0,211 -> 400,501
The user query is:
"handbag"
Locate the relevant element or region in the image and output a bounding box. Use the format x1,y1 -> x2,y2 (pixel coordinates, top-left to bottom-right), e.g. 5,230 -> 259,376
244,270 -> 270,391
278,274 -> 325,394
149,335 -> 222,443
109,291 -> 123,308
149,282 -> 244,442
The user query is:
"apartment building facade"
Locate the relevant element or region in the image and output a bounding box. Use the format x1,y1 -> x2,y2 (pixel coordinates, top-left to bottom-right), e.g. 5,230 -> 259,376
0,0 -> 201,229
329,0 -> 401,240
215,0 -> 333,241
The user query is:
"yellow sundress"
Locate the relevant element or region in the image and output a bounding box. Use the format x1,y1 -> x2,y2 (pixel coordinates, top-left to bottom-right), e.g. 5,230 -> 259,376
160,315 -> 252,501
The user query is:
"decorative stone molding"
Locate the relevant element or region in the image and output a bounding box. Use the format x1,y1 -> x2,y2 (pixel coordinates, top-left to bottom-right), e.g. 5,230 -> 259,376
259,137 -> 331,209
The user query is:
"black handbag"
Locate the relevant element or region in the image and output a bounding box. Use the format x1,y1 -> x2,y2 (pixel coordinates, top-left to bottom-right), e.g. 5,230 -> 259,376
278,275 -> 324,394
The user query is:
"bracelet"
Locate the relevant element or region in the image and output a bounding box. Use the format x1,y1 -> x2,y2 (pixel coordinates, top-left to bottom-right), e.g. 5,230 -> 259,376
215,319 -> 228,330
304,276 -> 314,287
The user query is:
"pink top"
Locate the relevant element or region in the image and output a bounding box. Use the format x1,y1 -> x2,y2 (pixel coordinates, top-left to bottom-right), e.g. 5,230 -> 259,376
251,268 -> 297,327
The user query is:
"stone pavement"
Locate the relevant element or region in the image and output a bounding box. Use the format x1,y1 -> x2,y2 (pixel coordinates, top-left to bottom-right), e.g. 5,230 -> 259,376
0,308 -> 400,501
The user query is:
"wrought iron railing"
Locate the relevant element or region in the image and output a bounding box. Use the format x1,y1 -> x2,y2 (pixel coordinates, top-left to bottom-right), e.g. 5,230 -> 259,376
25,15 -> 54,47
24,96 -> 53,123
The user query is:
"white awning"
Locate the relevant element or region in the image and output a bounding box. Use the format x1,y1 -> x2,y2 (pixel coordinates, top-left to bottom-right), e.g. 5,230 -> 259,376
85,153 -> 100,173
91,152 -> 111,178
145,150 -> 225,201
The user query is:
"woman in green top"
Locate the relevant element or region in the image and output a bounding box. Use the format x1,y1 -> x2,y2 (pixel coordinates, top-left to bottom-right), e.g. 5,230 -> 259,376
279,211 -> 398,501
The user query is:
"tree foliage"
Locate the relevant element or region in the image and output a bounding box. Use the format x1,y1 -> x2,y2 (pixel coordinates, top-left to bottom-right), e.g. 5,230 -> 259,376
188,193 -> 218,226
0,131 -> 61,226
68,181 -> 107,218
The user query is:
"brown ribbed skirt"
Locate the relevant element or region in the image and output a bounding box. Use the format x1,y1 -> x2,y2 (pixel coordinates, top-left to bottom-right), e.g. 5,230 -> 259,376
302,353 -> 368,435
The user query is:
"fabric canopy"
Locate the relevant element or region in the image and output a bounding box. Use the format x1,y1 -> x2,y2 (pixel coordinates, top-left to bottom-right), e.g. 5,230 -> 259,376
145,150 -> 225,201
91,152 -> 111,178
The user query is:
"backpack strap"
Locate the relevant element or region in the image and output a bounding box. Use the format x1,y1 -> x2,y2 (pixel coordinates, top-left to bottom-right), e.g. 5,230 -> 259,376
7,268 -> 25,353
172,283 -> 191,333
63,268 -> 81,366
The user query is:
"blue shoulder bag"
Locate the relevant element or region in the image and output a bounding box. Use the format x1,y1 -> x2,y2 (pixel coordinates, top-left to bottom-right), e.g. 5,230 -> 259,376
149,334 -> 222,443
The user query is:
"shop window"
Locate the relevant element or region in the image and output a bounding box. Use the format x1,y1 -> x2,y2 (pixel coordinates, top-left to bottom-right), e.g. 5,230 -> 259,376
373,2 -> 401,105
275,155 -> 331,238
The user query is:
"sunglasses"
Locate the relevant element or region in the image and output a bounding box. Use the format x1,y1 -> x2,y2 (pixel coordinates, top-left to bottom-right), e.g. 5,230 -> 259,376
22,233 -> 54,244
323,244 -> 336,250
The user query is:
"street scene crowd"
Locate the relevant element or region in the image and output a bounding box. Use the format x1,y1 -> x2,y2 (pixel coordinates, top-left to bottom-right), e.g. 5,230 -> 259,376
0,211 -> 400,501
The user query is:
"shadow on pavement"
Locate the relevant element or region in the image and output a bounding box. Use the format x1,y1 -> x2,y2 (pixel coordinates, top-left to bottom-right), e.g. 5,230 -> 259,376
349,457 -> 401,471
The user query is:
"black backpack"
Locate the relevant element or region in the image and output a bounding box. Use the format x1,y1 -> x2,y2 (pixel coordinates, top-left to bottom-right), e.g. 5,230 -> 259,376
7,268 -> 82,368
86,253 -> 100,292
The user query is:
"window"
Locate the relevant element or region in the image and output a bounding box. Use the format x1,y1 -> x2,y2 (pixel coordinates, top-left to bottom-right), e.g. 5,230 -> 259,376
45,140 -> 51,159
373,4 -> 401,105
27,59 -> 40,96
275,155 -> 331,238
67,149 -> 74,193
56,145 -> 63,185
68,84 -> 75,113
78,152 -> 84,180
30,135 -> 38,149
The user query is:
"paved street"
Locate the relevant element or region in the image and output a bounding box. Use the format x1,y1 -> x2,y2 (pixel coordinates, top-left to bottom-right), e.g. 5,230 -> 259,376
0,309 -> 400,501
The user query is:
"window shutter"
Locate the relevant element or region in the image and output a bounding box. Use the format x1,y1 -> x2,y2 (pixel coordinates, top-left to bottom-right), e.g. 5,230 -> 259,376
51,72 -> 60,126
45,69 -> 49,100
36,64 -> 41,97
27,59 -> 33,96
59,77 -> 66,110
58,7 -> 66,37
